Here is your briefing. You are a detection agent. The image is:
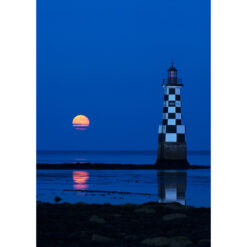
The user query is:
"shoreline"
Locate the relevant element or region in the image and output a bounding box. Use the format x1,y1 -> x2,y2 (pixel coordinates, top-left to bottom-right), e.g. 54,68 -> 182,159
37,202 -> 210,247
37,163 -> 210,170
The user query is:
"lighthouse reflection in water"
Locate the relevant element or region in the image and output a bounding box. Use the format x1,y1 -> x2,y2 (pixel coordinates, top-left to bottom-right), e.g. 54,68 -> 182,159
157,171 -> 187,205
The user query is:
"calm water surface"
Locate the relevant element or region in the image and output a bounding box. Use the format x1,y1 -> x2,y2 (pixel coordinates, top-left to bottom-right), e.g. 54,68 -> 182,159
37,151 -> 210,207
37,169 -> 210,207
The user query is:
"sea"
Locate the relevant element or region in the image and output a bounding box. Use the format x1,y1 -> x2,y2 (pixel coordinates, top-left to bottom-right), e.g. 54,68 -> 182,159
37,150 -> 210,207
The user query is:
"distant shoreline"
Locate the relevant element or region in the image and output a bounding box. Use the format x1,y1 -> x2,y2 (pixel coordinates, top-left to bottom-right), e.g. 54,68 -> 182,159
37,163 -> 210,170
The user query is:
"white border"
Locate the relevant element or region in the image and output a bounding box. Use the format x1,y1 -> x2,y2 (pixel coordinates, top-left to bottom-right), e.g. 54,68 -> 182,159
0,0 -> 36,246
1,0 -> 247,246
212,0 -> 247,246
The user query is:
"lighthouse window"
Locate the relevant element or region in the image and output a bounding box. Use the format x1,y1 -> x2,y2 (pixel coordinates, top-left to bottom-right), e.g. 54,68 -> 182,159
176,95 -> 180,100
176,107 -> 181,113
169,88 -> 175,94
169,101 -> 175,106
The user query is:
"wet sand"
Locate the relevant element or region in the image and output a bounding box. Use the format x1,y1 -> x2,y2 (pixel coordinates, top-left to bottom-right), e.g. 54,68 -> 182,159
37,169 -> 210,207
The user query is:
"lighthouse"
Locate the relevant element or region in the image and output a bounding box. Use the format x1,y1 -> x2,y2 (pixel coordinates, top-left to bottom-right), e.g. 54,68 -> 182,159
156,64 -> 189,169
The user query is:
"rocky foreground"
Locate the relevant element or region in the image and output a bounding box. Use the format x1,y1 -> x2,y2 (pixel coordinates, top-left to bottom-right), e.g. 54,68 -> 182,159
37,202 -> 210,247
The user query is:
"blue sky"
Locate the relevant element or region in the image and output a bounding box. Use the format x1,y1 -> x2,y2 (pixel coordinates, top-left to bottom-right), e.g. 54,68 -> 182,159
37,0 -> 210,151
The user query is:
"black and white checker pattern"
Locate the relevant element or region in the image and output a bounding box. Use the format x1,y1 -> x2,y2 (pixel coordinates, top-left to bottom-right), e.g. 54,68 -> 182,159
159,86 -> 186,143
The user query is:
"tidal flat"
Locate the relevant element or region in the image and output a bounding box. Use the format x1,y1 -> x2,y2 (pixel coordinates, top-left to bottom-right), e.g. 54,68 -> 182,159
37,202 -> 210,247
37,169 -> 210,207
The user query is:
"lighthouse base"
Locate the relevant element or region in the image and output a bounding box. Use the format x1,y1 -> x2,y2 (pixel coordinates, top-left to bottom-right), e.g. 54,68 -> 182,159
155,159 -> 190,169
156,142 -> 190,169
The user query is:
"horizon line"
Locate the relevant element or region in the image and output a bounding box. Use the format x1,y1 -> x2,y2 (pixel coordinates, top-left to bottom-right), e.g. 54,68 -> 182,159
37,149 -> 211,153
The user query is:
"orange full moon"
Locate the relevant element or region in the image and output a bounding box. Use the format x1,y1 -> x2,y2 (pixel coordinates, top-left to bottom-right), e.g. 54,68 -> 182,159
72,115 -> 90,130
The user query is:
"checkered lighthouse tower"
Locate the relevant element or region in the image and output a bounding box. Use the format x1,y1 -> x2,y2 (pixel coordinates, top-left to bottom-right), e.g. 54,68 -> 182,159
156,64 -> 189,168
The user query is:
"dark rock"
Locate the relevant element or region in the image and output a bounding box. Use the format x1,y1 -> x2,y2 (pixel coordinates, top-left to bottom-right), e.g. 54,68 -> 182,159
92,234 -> 114,243
169,236 -> 193,247
67,231 -> 81,240
163,213 -> 187,221
124,234 -> 137,242
122,203 -> 136,207
54,196 -> 62,203
134,206 -> 156,214
75,202 -> 87,206
37,202 -> 210,247
141,237 -> 170,246
89,215 -> 105,224
56,240 -> 64,245
164,204 -> 188,212
197,239 -> 210,247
